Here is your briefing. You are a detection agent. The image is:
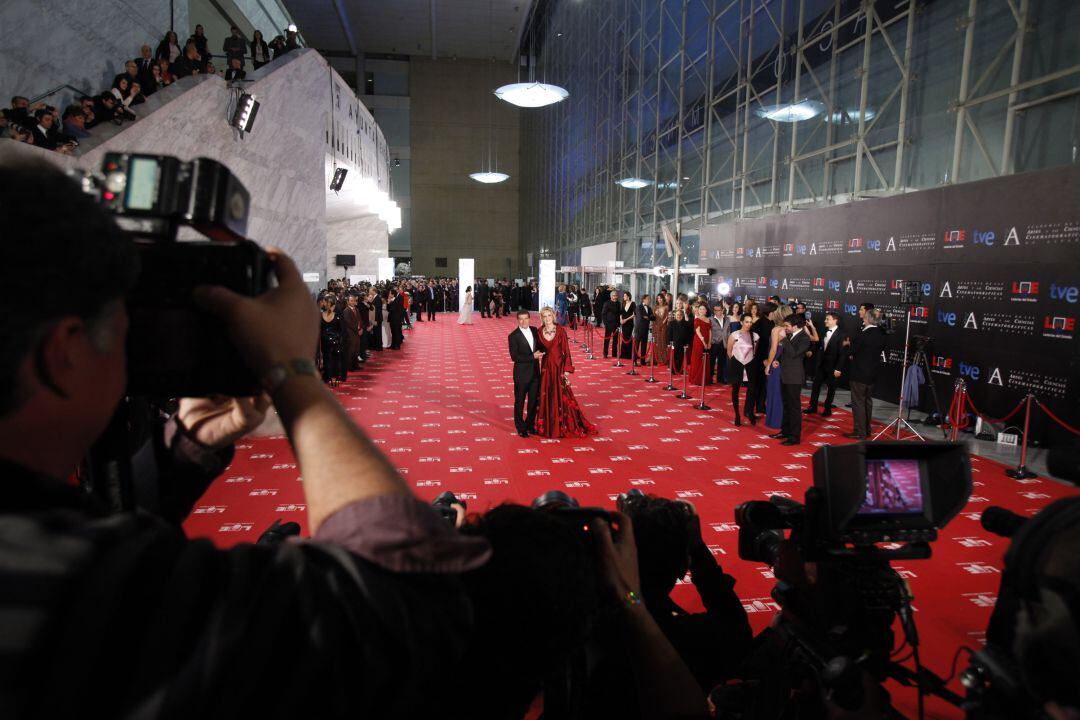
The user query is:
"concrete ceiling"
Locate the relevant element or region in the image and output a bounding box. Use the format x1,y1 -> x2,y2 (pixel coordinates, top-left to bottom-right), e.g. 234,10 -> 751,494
282,0 -> 533,61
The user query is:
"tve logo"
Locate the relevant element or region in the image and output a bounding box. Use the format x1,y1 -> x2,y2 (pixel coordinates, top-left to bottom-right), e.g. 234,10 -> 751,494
866,238 -> 882,251
796,244 -> 808,255
1050,284 -> 1079,303
959,361 -> 981,381
843,303 -> 858,316
972,229 -> 996,246
769,278 -> 780,288
827,279 -> 841,292
937,309 -> 957,326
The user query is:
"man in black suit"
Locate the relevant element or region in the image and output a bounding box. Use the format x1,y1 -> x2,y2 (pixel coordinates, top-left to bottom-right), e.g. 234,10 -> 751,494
508,310 -> 545,438
477,283 -> 490,318
804,311 -> 846,416
427,283 -> 439,321
386,289 -> 406,349
844,308 -> 887,439
134,45 -> 156,95
768,315 -> 812,445
601,291 -> 620,358
633,294 -> 654,364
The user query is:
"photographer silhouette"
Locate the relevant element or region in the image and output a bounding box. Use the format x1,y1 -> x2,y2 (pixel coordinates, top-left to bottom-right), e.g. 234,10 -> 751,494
0,160 -> 489,717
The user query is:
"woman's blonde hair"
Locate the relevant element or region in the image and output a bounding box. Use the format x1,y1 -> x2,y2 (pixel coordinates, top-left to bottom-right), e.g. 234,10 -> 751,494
539,306 -> 556,323
769,304 -> 792,325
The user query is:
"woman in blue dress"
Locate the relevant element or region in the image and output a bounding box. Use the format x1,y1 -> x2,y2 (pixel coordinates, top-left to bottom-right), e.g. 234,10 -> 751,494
763,306 -> 790,430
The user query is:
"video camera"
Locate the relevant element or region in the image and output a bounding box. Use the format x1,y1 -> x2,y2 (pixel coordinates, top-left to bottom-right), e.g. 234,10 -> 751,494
721,442 -> 972,717
82,152 -> 273,397
736,441 -> 971,564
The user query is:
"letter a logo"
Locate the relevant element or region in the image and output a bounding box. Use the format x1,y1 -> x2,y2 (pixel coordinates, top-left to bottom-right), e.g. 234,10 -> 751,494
1004,227 -> 1020,246
886,236 -> 897,252
939,282 -> 952,298
988,367 -> 1003,386
846,280 -> 854,293
809,243 -> 817,255
964,312 -> 978,329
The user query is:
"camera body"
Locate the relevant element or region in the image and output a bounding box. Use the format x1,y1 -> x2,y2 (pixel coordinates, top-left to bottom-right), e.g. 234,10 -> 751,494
95,153 -> 272,396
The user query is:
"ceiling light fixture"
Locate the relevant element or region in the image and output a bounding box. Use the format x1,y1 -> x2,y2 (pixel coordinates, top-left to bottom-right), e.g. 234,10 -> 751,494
615,177 -> 651,189
469,171 -> 510,184
494,81 -> 569,108
755,99 -> 825,122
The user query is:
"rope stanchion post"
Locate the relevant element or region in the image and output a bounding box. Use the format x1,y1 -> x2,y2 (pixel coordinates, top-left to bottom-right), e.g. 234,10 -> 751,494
665,342 -> 677,391
627,334 -> 639,376
695,346 -> 711,411
645,332 -> 657,383
1006,394 -> 1038,480
676,345 -> 691,399
948,379 -> 967,443
614,331 -> 625,368
583,317 -> 595,359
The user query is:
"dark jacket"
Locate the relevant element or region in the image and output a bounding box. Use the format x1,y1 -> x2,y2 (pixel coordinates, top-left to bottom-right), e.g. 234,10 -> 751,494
814,327 -> 848,375
779,329 -> 812,385
508,326 -> 544,385
601,299 -> 620,327
634,303 -> 654,337
170,54 -> 200,78
848,325 -> 887,384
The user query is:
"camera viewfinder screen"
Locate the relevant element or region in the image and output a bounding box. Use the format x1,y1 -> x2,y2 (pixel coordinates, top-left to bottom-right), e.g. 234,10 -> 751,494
127,158 -> 160,210
858,459 -> 924,516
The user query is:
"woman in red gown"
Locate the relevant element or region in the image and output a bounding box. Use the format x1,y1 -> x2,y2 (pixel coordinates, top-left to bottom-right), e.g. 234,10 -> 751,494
687,303 -> 712,385
535,307 -> 597,438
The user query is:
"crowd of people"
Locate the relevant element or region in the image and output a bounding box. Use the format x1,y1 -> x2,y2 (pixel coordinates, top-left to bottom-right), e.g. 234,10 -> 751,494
582,286 -> 888,446
1,24 -> 300,153
315,276 -> 459,384
1,163 -> 1076,719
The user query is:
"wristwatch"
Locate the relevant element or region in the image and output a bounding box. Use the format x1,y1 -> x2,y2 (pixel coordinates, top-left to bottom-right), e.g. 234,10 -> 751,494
261,358 -> 319,395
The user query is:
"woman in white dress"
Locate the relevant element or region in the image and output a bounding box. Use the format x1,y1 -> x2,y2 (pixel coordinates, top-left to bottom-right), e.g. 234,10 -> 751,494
458,286 -> 474,325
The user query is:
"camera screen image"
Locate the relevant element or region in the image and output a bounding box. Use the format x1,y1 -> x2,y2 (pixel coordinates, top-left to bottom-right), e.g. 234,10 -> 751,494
858,459 -> 924,516
127,157 -> 160,210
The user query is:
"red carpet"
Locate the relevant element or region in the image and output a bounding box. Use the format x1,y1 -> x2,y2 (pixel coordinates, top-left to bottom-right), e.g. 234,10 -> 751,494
184,314 -> 1076,718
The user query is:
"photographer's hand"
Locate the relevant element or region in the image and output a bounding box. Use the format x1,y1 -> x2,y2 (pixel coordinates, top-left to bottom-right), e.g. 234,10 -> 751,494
194,250 -> 410,534
594,514 -> 708,719
177,395 -> 270,450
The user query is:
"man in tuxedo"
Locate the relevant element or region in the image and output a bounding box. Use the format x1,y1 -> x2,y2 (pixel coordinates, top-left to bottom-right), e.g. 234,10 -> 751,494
412,282 -> 426,322
843,308 -> 887,439
633,294 -> 654,365
478,283 -> 490,318
804,311 -> 846,416
508,310 -> 545,438
386,289 -> 406,349
769,315 -> 812,446
427,283 -> 439,321
134,45 -> 156,95
343,293 -> 363,370
601,291 -> 620,358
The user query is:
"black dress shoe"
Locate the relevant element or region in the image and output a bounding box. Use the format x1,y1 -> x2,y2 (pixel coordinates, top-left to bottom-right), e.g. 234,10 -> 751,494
768,432 -> 786,439
518,430 -> 529,438
747,414 -> 758,426
733,418 -> 742,427
821,410 -> 833,417
781,438 -> 800,446
843,432 -> 866,440
803,408 -> 816,415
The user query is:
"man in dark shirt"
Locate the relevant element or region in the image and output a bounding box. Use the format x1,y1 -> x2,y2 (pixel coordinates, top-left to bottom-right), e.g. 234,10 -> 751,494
0,162 -> 489,717
171,42 -> 202,78
222,26 -> 247,68
844,308 -> 888,439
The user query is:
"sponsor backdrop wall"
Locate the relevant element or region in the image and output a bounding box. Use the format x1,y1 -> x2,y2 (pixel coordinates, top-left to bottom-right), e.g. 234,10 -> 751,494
699,165 -> 1080,444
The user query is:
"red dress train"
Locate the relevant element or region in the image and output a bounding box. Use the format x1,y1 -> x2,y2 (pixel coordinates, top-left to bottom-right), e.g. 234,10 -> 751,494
535,326 -> 597,438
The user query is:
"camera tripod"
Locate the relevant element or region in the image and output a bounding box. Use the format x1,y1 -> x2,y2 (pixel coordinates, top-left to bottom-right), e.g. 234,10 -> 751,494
874,309 -> 927,441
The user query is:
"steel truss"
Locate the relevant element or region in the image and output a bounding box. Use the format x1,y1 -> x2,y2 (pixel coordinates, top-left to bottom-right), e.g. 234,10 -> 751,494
520,0 -> 1079,272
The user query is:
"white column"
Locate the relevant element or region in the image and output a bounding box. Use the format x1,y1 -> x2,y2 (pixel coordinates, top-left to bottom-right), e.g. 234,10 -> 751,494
539,259 -> 556,311
377,257 -> 395,282
458,258 -> 475,312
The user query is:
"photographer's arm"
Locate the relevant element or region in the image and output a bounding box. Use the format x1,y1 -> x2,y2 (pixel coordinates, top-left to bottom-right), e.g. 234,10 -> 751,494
595,514 -> 708,720
195,251 -> 410,535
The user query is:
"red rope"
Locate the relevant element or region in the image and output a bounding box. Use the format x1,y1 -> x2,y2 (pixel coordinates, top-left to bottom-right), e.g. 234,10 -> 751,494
964,395 -> 1027,426
945,386 -> 969,430
1035,399 -> 1080,436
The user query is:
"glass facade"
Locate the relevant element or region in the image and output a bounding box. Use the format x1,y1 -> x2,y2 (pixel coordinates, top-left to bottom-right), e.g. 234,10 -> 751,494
519,0 -> 1080,271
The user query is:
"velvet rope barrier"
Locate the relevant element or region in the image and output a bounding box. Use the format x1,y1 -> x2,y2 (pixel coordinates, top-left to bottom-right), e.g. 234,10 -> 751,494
1034,398 -> 1080,436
